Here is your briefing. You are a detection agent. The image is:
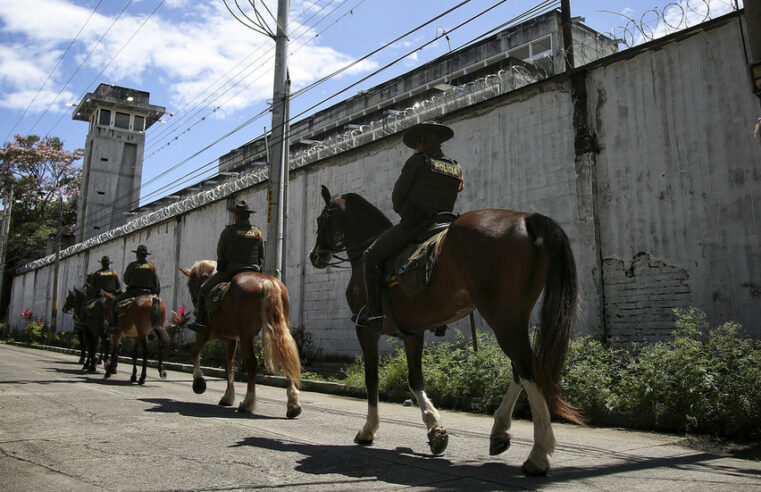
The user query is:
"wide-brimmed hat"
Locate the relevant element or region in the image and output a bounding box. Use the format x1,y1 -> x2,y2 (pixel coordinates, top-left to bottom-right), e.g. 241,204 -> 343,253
100,255 -> 112,264
228,200 -> 256,214
132,244 -> 151,255
402,122 -> 454,149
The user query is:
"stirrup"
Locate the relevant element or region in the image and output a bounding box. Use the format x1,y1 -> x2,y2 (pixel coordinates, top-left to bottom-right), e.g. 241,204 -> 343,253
351,306 -> 384,329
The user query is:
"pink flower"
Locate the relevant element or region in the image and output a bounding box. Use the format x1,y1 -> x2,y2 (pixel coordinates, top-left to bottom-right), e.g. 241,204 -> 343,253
21,309 -> 33,320
171,305 -> 190,326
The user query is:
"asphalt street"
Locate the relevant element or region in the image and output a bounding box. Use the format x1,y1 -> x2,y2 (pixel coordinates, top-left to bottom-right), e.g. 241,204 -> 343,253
1,343 -> 760,491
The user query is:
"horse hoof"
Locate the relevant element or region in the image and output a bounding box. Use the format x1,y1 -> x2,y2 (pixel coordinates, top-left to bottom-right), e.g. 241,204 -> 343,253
130,376 -> 138,383
286,405 -> 302,419
489,433 -> 511,455
159,370 -> 167,379
427,426 -> 448,455
192,378 -> 207,394
521,458 -> 548,477
354,433 -> 374,446
237,402 -> 254,414
138,378 -> 146,385
218,398 -> 233,407
103,372 -> 111,379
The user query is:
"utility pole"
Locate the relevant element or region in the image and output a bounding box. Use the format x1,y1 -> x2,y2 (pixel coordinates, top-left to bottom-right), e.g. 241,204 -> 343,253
265,0 -> 290,281
0,186 -> 13,313
50,192 -> 62,332
226,0 -> 290,281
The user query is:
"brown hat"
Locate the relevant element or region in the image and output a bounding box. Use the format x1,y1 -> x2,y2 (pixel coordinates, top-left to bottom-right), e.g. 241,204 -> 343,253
132,244 -> 151,255
228,200 -> 256,214
100,255 -> 112,264
402,122 -> 454,149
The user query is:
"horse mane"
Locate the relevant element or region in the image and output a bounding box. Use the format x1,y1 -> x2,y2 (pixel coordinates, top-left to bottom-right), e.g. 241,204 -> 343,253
341,193 -> 392,230
190,260 -> 217,280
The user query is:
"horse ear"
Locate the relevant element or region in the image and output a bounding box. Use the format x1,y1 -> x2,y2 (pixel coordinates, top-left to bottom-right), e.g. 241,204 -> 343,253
179,267 -> 191,277
321,185 -> 331,205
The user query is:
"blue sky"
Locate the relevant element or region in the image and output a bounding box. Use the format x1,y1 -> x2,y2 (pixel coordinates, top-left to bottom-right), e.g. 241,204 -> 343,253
0,0 -> 740,208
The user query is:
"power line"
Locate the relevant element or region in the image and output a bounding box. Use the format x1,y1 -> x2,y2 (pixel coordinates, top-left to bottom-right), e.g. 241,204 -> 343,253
3,0 -> 105,144
26,0 -> 135,135
144,0 -> 350,156
45,0 -> 166,138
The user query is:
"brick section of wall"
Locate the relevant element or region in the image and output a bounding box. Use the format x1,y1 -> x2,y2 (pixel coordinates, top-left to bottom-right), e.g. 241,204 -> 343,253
603,252 -> 692,344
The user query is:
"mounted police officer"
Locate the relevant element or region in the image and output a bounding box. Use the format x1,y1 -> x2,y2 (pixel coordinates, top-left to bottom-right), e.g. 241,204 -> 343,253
358,122 -> 463,327
86,256 -> 121,300
190,200 -> 264,332
110,245 -> 160,329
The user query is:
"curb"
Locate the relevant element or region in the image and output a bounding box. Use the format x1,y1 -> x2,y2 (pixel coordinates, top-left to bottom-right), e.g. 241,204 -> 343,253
4,341 -> 349,396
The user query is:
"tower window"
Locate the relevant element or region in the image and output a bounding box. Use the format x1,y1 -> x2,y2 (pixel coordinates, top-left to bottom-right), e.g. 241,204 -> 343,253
133,115 -> 145,131
98,109 -> 111,126
115,112 -> 130,129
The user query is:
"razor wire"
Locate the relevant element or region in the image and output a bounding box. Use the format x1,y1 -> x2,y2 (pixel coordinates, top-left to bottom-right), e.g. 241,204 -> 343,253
605,0 -> 741,48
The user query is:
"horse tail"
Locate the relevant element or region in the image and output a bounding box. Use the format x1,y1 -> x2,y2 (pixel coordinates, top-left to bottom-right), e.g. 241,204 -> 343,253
260,278 -> 302,388
526,213 -> 584,425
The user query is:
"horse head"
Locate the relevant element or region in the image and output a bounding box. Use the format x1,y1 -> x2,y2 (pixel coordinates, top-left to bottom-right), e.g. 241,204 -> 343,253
180,260 -> 217,307
309,185 -> 392,268
62,289 -> 76,313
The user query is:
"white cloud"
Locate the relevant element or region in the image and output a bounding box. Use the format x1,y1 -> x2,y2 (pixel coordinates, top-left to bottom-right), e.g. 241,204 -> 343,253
0,0 -> 378,116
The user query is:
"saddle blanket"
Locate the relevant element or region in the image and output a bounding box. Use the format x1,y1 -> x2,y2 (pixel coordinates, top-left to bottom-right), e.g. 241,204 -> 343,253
206,282 -> 231,317
386,229 -> 448,296
115,298 -> 135,318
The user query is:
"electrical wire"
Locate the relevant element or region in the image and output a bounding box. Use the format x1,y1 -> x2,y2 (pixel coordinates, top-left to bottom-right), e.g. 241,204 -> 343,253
44,0 -> 166,138
2,0 -> 105,144
26,0 -> 135,135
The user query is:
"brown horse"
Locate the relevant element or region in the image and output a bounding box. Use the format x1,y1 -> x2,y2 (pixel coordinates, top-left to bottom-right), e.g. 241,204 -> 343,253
101,291 -> 169,384
309,185 -> 581,476
180,261 -> 302,418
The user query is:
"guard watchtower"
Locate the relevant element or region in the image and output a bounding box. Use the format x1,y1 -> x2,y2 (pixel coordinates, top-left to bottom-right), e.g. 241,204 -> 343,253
72,84 -> 165,241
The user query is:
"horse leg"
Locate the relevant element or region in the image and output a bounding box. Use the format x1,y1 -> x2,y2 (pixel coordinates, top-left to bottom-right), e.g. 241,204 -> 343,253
78,326 -> 86,364
191,332 -> 212,394
219,339 -> 237,406
156,331 -> 167,380
285,376 -> 302,420
354,327 -> 381,445
403,333 -> 448,455
105,334 -> 121,378
489,366 -> 523,456
130,342 -> 139,383
238,335 -> 257,413
87,327 -> 98,373
138,337 -> 148,385
492,322 -> 554,476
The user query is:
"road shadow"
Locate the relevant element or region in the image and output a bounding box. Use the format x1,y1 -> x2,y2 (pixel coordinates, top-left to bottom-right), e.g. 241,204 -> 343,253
232,435 -> 761,490
140,397 -> 286,420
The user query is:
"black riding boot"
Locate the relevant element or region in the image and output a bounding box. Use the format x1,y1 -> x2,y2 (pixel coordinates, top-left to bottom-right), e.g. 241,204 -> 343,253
189,299 -> 207,333
355,263 -> 384,328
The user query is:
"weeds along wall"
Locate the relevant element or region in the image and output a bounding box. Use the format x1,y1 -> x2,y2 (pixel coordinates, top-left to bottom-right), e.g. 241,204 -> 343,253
9,13 -> 761,356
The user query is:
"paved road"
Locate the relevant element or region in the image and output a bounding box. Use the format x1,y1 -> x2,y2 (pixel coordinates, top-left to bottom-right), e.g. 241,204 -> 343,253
1,344 -> 760,491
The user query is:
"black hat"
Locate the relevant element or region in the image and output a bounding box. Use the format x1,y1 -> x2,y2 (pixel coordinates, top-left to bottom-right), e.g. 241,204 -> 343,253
132,244 -> 151,255
100,255 -> 112,264
402,122 -> 454,149
229,200 -> 256,214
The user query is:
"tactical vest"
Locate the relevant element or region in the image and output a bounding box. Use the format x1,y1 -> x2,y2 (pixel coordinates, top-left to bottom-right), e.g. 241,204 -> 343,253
407,156 -> 462,216
126,262 -> 156,289
92,269 -> 119,293
223,225 -> 262,267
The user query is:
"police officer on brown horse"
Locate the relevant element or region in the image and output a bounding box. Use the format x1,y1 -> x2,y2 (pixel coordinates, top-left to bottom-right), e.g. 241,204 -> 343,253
87,256 -> 121,300
358,121 -> 463,327
110,245 -> 160,329
190,200 -> 264,332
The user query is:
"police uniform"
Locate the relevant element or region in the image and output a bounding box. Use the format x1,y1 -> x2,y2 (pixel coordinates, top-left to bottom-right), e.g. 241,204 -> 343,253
110,245 -> 160,328
362,122 -> 463,323
193,200 -> 263,330
86,256 -> 121,300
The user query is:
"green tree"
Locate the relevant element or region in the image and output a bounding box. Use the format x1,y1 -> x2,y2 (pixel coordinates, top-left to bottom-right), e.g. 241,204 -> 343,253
0,134 -> 83,319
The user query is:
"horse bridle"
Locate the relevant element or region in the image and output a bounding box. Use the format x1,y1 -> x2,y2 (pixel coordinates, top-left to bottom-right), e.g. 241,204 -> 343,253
315,205 -> 379,268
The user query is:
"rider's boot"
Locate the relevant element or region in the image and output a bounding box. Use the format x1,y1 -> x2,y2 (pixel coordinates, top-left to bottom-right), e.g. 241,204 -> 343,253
355,264 -> 384,329
189,298 -> 207,333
